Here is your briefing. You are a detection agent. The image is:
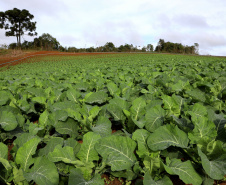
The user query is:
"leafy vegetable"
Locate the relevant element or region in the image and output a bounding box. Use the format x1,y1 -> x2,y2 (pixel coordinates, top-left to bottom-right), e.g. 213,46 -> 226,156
0,111 -> 18,131
147,124 -> 189,151
16,137 -> 41,171
163,158 -> 202,185
95,135 -> 137,171
24,157 -> 59,185
1,53 -> 226,184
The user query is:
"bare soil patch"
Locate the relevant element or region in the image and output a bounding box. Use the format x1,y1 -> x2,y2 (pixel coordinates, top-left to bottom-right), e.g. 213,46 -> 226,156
0,50 -> 118,68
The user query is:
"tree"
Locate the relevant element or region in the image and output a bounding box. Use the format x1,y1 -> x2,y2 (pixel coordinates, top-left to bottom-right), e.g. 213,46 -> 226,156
142,46 -> 147,52
0,8 -> 37,48
194,43 -> 199,54
157,39 -> 165,52
35,33 -> 60,50
68,47 -> 78,52
86,47 -> 95,52
8,43 -> 17,49
103,42 -> 115,52
147,44 -> 154,52
21,40 -> 34,50
117,44 -> 132,52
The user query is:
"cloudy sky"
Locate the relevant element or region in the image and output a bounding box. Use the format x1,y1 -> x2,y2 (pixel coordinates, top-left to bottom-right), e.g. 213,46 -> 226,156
0,0 -> 226,56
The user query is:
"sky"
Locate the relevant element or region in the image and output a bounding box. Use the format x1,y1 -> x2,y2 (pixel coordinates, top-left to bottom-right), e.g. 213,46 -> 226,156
0,0 -> 226,56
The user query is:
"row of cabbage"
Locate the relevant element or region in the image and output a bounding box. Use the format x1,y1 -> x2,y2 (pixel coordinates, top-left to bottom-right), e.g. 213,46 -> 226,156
0,54 -> 226,185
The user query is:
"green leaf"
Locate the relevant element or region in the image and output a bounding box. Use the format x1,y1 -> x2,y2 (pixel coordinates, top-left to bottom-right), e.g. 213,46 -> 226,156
27,87 -> 46,97
188,104 -> 217,143
0,142 -> 11,170
38,137 -> 64,156
75,82 -> 89,91
0,111 -> 18,131
143,155 -> 161,176
188,104 -> 217,144
89,106 -> 101,119
107,104 -> 126,121
109,97 -> 128,110
66,109 -> 82,122
188,116 -> 217,144
171,94 -> 183,114
39,110 -> 49,126
55,118 -> 79,138
16,114 -> 25,127
64,138 -> 81,154
24,157 -> 59,185
77,132 -> 101,163
29,123 -> 43,135
13,167 -> 26,184
49,110 -> 68,126
132,129 -> 150,158
130,97 -> 146,120
162,95 -> 175,111
0,142 -> 7,159
14,133 -> 35,149
205,140 -> 225,159
110,168 -> 137,181
67,88 -> 81,103
144,174 -> 173,185
164,158 -> 202,185
147,125 -> 189,151
92,116 -> 112,137
186,88 -> 206,102
80,104 -> 93,117
95,135 -> 137,171
207,109 -> 226,142
85,91 -> 108,104
31,96 -> 46,105
0,91 -> 11,105
171,80 -> 189,92
131,116 -> 146,129
198,147 -> 226,180
202,176 -> 214,185
162,94 -> 183,116
16,99 -> 30,112
48,145 -> 78,164
189,103 -> 207,118
146,99 -> 163,109
68,168 -> 104,185
145,105 -> 165,132
171,116 -> 192,133
15,137 -> 41,171
52,101 -> 80,112
107,82 -> 120,96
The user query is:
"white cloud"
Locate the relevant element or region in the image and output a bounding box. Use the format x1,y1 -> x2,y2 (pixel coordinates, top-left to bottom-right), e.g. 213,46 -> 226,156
0,0 -> 226,55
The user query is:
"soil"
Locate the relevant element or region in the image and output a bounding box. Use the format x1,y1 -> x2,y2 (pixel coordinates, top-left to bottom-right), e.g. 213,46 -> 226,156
33,120 -> 38,124
0,50 -> 119,68
170,176 -> 192,185
102,174 -> 125,185
7,143 -> 14,161
78,140 -> 83,144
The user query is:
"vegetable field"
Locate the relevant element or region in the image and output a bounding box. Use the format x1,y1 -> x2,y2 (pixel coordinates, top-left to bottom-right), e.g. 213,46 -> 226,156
0,53 -> 226,185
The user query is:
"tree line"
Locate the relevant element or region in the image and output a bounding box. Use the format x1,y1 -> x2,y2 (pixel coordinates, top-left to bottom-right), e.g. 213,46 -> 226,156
155,39 -> 199,54
0,8 -> 199,54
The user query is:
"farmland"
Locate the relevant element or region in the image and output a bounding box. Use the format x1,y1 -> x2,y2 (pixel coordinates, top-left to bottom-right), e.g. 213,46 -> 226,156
0,53 -> 226,185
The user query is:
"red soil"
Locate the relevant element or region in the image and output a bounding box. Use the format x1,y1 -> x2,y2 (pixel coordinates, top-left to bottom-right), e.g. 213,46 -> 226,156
0,51 -> 118,68
8,143 -> 14,161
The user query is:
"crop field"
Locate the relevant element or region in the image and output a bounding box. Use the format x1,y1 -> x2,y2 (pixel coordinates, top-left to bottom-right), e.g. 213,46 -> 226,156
0,53 -> 226,185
